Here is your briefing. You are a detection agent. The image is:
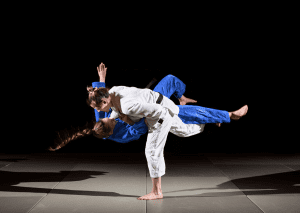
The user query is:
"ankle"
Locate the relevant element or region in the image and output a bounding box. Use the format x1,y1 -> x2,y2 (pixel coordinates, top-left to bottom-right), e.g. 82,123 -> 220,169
179,95 -> 185,100
152,186 -> 162,192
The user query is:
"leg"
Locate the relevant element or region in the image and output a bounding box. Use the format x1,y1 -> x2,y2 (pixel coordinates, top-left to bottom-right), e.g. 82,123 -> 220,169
153,75 -> 197,105
137,177 -> 163,200
138,108 -> 173,200
177,105 -> 248,127
170,114 -> 206,137
178,105 -> 231,124
228,105 -> 248,120
216,105 -> 249,127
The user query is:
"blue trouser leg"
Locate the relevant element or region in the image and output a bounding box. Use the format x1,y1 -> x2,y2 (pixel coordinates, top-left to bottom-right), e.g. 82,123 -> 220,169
153,74 -> 186,99
177,105 -> 230,124
153,75 -> 230,124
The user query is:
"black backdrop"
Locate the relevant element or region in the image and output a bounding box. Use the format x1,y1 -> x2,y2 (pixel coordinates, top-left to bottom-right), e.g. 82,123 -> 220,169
7,18 -> 290,154
33,47 -> 261,154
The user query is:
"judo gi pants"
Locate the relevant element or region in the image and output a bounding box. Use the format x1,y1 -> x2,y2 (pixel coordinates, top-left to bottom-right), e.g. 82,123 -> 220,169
153,74 -> 230,124
145,107 -> 174,178
145,111 -> 207,178
145,75 -> 231,178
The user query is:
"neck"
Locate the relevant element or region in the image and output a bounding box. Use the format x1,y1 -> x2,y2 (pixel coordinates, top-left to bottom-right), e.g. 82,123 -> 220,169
109,93 -> 116,108
110,92 -> 122,113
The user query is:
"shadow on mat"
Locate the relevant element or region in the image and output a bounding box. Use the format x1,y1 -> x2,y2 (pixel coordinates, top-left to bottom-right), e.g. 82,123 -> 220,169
163,170 -> 300,197
1,160 -> 299,198
0,170 -> 139,198
0,169 -> 299,198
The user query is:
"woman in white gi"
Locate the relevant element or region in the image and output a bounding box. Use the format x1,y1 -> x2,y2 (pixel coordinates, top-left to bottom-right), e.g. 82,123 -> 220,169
87,63 -> 248,200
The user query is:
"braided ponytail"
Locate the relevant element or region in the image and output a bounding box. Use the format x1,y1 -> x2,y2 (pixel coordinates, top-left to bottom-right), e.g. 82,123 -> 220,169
53,120 -> 95,150
51,118 -> 113,150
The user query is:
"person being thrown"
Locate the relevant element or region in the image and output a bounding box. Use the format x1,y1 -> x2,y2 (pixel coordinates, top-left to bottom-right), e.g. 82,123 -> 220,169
51,63 -> 248,200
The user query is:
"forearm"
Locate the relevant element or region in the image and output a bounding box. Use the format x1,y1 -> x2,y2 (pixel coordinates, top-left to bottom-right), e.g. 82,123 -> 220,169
100,76 -> 105,83
126,118 -> 148,138
117,113 -> 134,125
131,118 -> 148,133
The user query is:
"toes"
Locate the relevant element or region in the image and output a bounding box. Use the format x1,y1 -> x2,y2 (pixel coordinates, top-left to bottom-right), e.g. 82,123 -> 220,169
138,192 -> 163,200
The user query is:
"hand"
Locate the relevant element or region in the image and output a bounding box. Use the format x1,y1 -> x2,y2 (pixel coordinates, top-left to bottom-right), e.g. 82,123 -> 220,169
144,119 -> 148,126
97,62 -> 107,82
119,113 -> 135,125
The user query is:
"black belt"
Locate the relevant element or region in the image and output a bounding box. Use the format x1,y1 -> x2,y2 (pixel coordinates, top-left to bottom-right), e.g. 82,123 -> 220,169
156,93 -> 164,124
156,92 -> 163,104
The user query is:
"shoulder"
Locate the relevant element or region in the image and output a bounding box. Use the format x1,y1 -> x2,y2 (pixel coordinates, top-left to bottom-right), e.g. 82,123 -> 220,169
109,86 -> 125,96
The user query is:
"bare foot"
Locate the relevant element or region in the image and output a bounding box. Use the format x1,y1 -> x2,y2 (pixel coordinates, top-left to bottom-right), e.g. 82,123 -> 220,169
137,191 -> 163,200
230,105 -> 248,120
179,95 -> 197,105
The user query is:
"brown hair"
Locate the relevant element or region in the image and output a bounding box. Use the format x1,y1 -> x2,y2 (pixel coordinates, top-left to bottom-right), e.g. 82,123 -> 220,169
52,118 -> 113,150
92,118 -> 112,139
86,86 -> 110,107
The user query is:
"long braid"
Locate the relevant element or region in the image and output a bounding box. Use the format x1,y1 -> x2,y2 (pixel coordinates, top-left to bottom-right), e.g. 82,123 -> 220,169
53,120 -> 95,150
50,85 -> 114,151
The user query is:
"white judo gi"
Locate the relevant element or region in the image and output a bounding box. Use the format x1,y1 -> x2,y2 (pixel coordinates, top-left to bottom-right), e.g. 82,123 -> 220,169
108,86 -> 205,178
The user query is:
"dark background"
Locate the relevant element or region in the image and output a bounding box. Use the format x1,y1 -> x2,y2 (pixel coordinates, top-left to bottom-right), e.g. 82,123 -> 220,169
48,60 -> 256,154
6,10 -> 295,154
23,47 -> 277,154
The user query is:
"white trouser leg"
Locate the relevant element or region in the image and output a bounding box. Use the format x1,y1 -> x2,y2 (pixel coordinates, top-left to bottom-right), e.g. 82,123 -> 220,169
170,114 -> 206,137
145,108 -> 174,178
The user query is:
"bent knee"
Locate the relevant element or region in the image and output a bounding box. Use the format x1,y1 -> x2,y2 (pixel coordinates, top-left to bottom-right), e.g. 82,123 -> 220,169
163,74 -> 175,80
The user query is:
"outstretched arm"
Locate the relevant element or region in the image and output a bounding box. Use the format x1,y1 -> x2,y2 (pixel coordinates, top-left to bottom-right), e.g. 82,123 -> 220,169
93,63 -> 135,125
92,63 -> 108,121
97,62 -> 107,83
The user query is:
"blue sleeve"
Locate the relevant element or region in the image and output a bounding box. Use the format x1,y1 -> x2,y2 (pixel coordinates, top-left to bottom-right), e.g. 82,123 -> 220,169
92,82 -> 106,121
129,118 -> 148,136
108,118 -> 148,143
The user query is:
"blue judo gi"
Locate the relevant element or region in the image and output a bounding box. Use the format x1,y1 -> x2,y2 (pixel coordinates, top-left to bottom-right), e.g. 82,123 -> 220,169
92,75 -> 230,143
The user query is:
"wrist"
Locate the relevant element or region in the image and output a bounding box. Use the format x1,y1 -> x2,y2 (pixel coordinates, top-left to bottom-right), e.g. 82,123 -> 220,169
100,75 -> 106,82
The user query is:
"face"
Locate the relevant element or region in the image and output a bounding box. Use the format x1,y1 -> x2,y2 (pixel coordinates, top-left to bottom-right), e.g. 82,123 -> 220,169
95,117 -> 118,136
90,97 -> 112,112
